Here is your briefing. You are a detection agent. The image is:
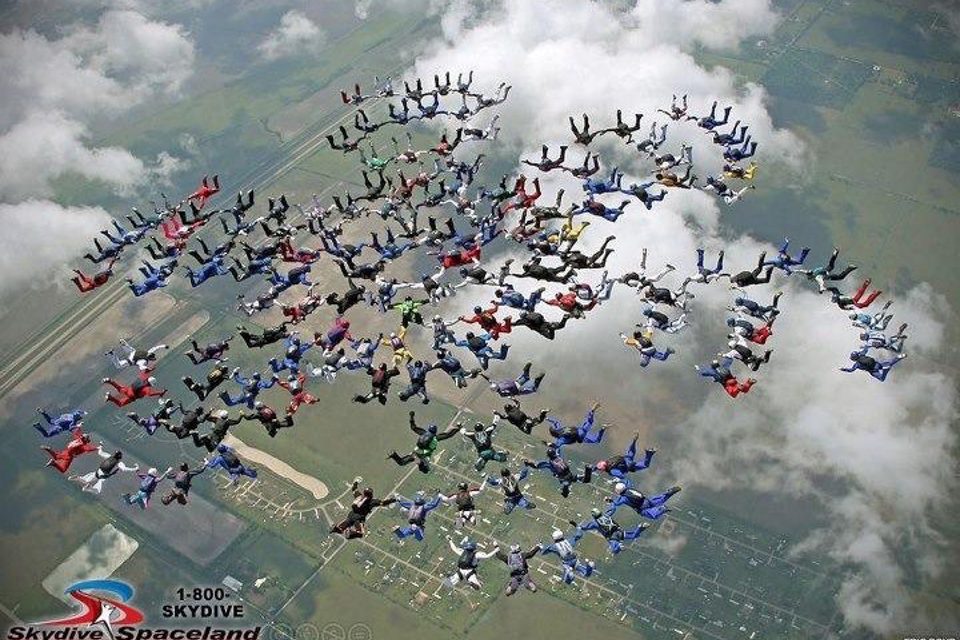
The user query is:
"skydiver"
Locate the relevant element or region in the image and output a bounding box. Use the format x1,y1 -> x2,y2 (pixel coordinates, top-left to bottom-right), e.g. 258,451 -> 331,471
430,348 -> 481,389
186,174 -> 220,209
607,481 -> 682,520
167,404 -> 210,440
849,301 -> 894,331
636,122 -> 668,155
657,93 -> 691,121
723,139 -> 758,162
181,363 -> 230,401
387,412 -> 460,473
569,113 -> 602,145
720,339 -> 773,372
484,362 -> 544,398
523,444 -> 592,498
104,339 -> 167,372
34,408 -> 86,438
619,328 -> 675,367
102,371 -> 166,407
655,165 -> 696,189
454,331 -> 510,369
547,403 -> 606,448
397,360 -> 431,404
127,258 -> 178,296
841,348 -> 906,382
352,363 -> 401,405
445,537 -> 499,590
191,409 -> 244,452
800,247 -> 857,292
41,427 -> 97,473
729,292 -> 782,322
710,121 -> 746,147
727,315 -> 775,345
392,492 -> 445,541
725,252 -> 774,289
122,466 -> 172,509
763,238 -> 810,274
71,259 -> 117,293
126,399 -> 178,436
68,447 -> 137,494
84,237 -> 123,264
570,508 -> 649,555
506,256 -> 576,284
236,322 -> 289,349
695,358 -> 757,398
159,463 -> 207,506
512,310 -> 571,340
825,280 -> 882,310
496,543 -> 542,596
522,144 -> 568,172
493,401 -> 549,435
620,180 -> 667,209
442,481 -> 486,527
325,278 -> 367,315
860,324 -> 908,353
696,101 -> 732,130
594,432 -> 656,479
641,307 -> 689,334
542,529 -> 595,585
241,401 -> 294,438
330,478 -> 396,539
618,248 -> 675,291
204,444 -> 257,484
218,368 -> 278,408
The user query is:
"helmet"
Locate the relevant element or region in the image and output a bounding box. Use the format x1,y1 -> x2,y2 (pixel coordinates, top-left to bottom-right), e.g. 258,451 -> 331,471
254,401 -> 264,408
462,540 -> 477,551
414,493 -> 426,505
473,423 -> 484,432
590,507 -> 602,517
473,306 -> 482,314
552,529 -> 564,541
848,312 -> 859,320
458,482 -> 468,491
595,460 -> 609,471
614,482 -> 627,494
509,544 -> 521,553
428,424 -> 438,434
214,409 -> 229,419
726,318 -> 736,327
147,376 -> 157,385
500,468 -> 511,477
148,467 -> 158,476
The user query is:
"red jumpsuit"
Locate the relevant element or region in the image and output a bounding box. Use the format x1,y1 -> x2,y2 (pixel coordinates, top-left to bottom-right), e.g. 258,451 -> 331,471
279,238 -> 321,264
278,373 -> 318,415
850,280 -> 882,309
502,176 -> 542,212
104,371 -> 167,407
723,376 -> 755,398
547,292 -> 596,317
746,324 -> 773,345
460,304 -> 512,339
187,175 -> 220,209
72,267 -> 114,293
439,245 -> 481,269
42,428 -> 97,473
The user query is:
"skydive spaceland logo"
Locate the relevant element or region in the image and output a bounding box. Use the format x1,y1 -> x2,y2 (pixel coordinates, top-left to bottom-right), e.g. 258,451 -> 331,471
7,579 -> 261,640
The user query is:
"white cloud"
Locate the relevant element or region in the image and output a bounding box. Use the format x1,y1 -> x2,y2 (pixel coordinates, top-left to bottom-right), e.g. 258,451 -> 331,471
0,111 -> 145,201
0,200 -> 112,298
258,11 -> 325,61
0,7 -> 195,296
410,0 -> 958,633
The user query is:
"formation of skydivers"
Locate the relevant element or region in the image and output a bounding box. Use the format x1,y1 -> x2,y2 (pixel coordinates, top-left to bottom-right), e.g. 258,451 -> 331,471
42,76 -> 908,596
